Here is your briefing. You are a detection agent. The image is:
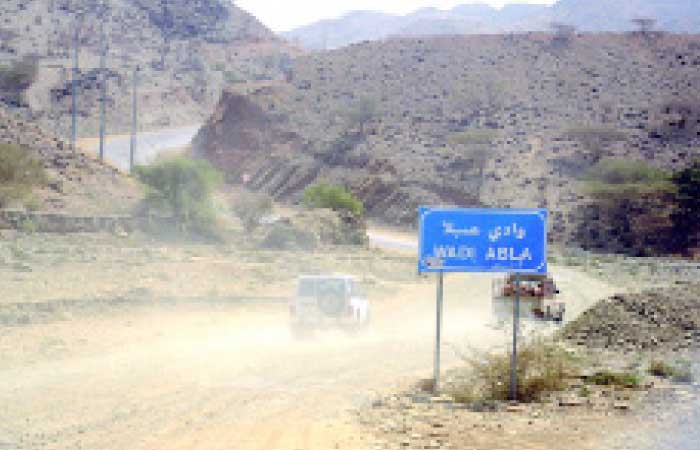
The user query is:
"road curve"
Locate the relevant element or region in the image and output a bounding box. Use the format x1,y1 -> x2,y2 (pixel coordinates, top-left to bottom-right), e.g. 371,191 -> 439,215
81,125 -> 201,171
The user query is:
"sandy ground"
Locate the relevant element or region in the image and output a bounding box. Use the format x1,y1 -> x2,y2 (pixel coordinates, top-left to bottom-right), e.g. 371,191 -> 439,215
0,229 -> 618,450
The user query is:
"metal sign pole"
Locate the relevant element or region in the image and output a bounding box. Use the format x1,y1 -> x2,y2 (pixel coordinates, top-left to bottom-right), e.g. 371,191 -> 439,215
434,271 -> 444,393
510,273 -> 521,401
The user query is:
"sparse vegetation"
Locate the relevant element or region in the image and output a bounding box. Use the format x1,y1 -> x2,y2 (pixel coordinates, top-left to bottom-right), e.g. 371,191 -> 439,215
562,126 -> 628,164
652,99 -> 700,141
449,129 -> 499,146
232,192 -> 273,232
586,370 -> 640,388
302,182 -> 364,217
259,221 -> 318,250
670,160 -> 700,252
581,159 -> 672,195
344,96 -> 377,134
134,155 -> 224,237
0,58 -> 38,105
648,359 -> 693,383
0,143 -> 47,209
577,159 -> 675,255
450,337 -> 577,403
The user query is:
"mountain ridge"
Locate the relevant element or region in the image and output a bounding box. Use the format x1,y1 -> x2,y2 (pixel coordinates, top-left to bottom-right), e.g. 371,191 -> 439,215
283,0 -> 700,50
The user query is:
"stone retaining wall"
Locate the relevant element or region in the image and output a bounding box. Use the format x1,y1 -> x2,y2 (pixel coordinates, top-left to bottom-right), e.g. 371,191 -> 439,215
0,210 -> 138,233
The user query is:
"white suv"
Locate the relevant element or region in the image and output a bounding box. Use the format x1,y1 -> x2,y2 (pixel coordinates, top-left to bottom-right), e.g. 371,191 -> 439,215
290,275 -> 370,335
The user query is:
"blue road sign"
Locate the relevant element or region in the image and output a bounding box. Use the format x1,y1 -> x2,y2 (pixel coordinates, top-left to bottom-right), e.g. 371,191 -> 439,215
418,207 -> 547,273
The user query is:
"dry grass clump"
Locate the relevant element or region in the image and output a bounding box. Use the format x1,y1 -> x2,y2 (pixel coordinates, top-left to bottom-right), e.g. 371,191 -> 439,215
0,143 -> 47,208
449,337 -> 578,403
648,359 -> 693,383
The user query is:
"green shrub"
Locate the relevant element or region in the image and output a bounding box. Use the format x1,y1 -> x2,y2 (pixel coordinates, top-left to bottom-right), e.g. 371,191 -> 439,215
586,370 -> 640,387
134,155 -> 223,237
343,96 -> 377,134
302,183 -> 363,216
259,222 -> 317,250
450,337 -> 578,403
232,192 -> 273,232
670,160 -> 700,251
0,143 -> 47,208
582,159 -> 673,195
18,218 -> 37,234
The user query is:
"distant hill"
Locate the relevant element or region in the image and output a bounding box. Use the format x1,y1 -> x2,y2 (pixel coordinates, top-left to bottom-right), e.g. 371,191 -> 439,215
283,0 -> 700,50
195,32 -> 700,245
0,0 -> 296,138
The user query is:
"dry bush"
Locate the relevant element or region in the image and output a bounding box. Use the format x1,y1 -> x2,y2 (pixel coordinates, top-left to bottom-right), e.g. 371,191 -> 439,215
259,221 -> 318,250
0,58 -> 38,105
651,99 -> 700,142
449,337 -> 578,404
648,359 -> 693,383
232,191 -> 273,232
0,143 -> 47,208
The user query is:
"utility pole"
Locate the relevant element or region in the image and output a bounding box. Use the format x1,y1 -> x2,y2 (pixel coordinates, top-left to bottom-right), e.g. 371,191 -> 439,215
129,65 -> 139,172
70,21 -> 80,153
98,0 -> 108,162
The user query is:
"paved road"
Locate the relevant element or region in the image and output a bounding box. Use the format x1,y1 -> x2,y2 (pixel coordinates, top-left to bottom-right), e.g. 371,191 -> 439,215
83,125 -> 200,171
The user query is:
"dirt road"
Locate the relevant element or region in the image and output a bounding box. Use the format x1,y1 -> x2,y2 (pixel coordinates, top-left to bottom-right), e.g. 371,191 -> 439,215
0,259 -> 615,450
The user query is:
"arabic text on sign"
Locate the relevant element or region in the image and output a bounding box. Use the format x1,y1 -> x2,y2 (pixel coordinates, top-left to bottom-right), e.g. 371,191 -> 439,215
442,222 -> 481,237
488,224 -> 527,242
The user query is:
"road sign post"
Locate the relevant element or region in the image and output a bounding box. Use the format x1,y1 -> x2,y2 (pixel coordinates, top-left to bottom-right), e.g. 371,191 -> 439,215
434,271 -> 443,391
418,208 -> 547,398
510,273 -> 520,401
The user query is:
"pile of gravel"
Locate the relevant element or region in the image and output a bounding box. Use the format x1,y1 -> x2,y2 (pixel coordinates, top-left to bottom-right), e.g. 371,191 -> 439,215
562,284 -> 700,352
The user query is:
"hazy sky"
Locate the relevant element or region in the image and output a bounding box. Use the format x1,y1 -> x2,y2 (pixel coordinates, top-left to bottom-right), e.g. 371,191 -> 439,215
235,1 -> 557,33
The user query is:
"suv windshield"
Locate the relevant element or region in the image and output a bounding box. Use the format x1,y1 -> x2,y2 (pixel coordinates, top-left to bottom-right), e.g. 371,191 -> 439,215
297,279 -> 316,297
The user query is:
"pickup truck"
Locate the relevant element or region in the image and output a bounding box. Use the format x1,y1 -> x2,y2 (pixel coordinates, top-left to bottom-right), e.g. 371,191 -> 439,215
290,274 -> 370,336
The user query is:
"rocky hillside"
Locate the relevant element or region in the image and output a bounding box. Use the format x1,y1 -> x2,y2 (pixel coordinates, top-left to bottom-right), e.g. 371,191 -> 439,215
194,32 -> 700,239
284,0 -> 700,50
0,105 -> 141,214
0,0 -> 296,138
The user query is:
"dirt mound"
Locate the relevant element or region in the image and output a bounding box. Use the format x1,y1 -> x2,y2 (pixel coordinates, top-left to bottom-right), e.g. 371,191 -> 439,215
562,284 -> 700,352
